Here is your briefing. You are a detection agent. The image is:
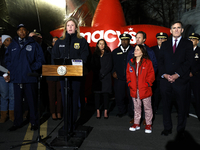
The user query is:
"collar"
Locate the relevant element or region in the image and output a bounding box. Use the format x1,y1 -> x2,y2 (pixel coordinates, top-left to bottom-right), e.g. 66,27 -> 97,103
18,37 -> 26,42
120,45 -> 130,53
172,36 -> 182,45
194,46 -> 197,51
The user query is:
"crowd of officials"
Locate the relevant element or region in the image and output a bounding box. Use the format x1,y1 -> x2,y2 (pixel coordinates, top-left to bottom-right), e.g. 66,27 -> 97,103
0,18 -> 200,138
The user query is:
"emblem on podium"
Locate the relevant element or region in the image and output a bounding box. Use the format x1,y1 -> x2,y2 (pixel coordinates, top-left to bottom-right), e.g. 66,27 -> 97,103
57,66 -> 67,75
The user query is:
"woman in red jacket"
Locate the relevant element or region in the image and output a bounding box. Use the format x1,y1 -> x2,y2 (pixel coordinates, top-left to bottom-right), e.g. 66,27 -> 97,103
126,44 -> 155,133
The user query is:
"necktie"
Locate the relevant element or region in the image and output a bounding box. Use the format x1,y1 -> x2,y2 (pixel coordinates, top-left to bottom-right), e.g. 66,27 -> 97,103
173,39 -> 177,53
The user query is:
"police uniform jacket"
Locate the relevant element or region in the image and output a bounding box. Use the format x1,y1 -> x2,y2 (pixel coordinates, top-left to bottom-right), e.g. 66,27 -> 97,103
91,50 -> 112,93
126,58 -> 155,99
52,31 -> 89,64
150,45 -> 160,61
150,45 -> 160,79
5,36 -> 45,83
191,46 -> 200,78
112,45 -> 134,81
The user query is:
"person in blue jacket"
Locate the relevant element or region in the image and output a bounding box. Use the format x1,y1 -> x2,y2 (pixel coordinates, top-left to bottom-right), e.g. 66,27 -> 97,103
52,17 -> 90,133
127,31 -> 157,72
5,24 -> 45,131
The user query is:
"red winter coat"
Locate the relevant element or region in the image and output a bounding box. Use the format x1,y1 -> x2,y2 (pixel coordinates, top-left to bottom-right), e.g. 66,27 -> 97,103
126,58 -> 155,99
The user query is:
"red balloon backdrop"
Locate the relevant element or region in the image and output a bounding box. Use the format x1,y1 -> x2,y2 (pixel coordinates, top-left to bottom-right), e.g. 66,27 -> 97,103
50,0 -> 171,51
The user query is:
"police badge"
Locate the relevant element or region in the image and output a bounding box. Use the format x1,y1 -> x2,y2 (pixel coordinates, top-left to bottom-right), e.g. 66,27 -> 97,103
195,53 -> 199,59
74,43 -> 80,49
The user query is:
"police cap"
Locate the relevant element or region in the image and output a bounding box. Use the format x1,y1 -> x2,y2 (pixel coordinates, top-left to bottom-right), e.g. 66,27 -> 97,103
32,29 -> 42,36
119,33 -> 132,40
188,33 -> 200,40
156,32 -> 168,39
17,24 -> 27,30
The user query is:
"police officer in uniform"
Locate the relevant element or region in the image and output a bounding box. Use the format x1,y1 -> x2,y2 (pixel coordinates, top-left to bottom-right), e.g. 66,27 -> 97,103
5,24 -> 45,131
188,33 -> 200,121
52,17 -> 89,132
112,33 -> 134,118
151,32 -> 168,60
151,32 -> 168,113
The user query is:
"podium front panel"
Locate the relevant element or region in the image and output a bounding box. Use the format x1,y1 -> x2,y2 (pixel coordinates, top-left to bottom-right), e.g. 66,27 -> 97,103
42,65 -> 83,76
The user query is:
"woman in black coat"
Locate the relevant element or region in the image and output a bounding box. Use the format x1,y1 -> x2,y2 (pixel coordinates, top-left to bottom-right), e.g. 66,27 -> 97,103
91,39 -> 112,119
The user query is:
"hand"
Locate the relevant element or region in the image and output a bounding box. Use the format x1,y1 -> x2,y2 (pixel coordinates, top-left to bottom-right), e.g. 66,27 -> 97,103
171,73 -> 179,82
3,74 -> 10,82
163,74 -> 171,81
163,74 -> 178,83
112,72 -> 118,79
189,72 -> 193,77
169,74 -> 179,83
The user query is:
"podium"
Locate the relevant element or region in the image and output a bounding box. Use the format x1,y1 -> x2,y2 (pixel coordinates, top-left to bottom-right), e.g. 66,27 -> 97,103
42,65 -> 91,148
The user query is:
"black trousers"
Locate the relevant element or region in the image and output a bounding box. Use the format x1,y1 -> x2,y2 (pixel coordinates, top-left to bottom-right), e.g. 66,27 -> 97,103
114,79 -> 133,115
160,79 -> 188,132
188,76 -> 200,118
13,83 -> 38,126
152,79 -> 161,112
94,93 -> 109,110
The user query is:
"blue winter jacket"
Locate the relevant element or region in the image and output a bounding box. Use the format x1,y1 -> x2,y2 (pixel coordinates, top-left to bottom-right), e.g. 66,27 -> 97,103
5,36 -> 45,83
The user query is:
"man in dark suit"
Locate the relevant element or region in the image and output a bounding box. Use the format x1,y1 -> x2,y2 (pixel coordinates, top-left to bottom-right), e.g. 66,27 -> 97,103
159,21 -> 193,137
151,32 -> 168,113
112,33 -> 134,118
187,33 -> 200,121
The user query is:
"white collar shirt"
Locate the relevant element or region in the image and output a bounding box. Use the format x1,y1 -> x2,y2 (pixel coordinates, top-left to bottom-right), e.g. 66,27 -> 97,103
172,36 -> 182,47
194,46 -> 197,51
120,45 -> 130,53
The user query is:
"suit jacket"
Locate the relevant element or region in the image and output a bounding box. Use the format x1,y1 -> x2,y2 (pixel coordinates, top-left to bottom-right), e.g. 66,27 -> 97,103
158,37 -> 193,84
191,46 -> 200,78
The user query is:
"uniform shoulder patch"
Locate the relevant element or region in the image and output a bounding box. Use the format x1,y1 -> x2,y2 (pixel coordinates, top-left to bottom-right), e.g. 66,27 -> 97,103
26,45 -> 32,51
